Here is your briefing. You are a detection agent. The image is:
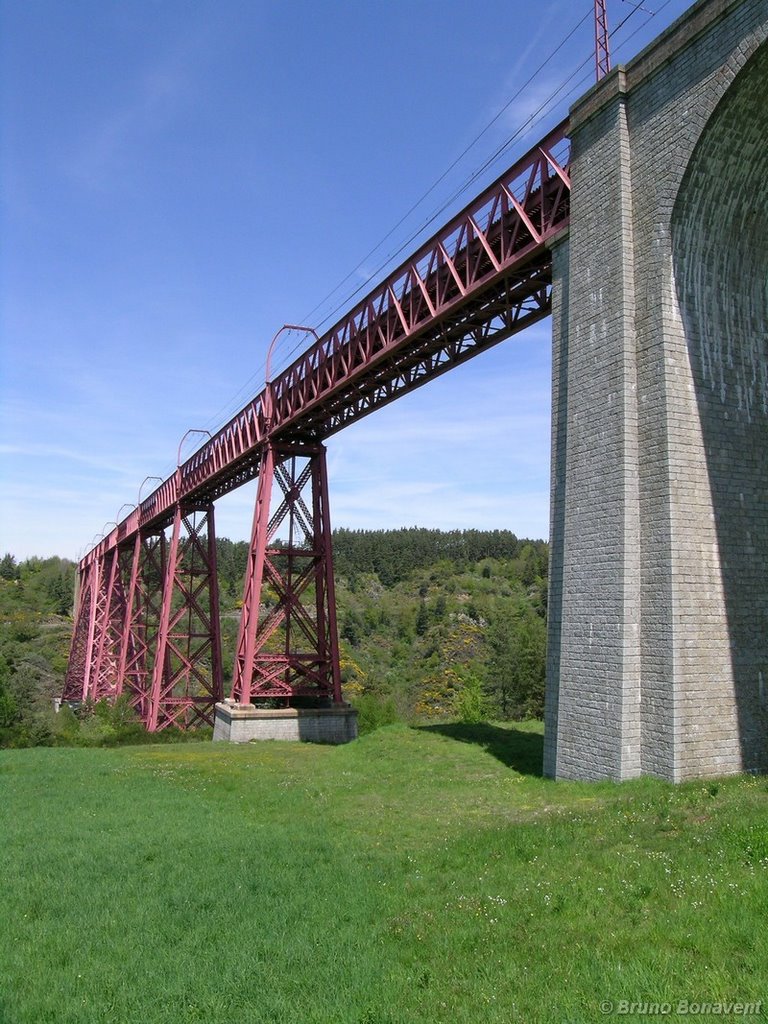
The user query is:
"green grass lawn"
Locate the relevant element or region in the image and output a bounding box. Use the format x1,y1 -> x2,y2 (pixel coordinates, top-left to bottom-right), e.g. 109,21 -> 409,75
2,723 -> 767,1024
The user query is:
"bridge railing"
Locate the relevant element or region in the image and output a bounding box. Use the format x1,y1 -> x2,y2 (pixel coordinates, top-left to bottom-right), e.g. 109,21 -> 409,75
267,120 -> 570,432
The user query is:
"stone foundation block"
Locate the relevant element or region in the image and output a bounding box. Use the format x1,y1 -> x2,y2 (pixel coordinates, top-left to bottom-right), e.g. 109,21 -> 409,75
212,700 -> 358,744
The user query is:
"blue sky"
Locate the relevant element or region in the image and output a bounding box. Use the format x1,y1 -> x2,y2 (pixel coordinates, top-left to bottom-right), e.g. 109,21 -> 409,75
1,0 -> 692,560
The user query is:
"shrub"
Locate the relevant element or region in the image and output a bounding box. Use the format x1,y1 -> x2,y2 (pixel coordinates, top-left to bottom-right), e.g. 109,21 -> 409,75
453,670 -> 489,724
0,688 -> 19,728
354,693 -> 399,735
51,703 -> 80,742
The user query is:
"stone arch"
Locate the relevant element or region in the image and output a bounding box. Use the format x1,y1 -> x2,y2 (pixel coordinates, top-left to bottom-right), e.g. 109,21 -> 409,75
671,39 -> 768,770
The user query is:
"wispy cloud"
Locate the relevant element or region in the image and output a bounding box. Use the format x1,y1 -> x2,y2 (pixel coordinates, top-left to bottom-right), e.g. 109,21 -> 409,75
0,442 -> 132,473
331,479 -> 550,539
4,1 -> 575,560
65,31 -> 205,192
322,335 -> 552,539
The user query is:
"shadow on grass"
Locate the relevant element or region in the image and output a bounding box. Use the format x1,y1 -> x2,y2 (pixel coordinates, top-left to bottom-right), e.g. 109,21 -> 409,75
415,722 -> 544,777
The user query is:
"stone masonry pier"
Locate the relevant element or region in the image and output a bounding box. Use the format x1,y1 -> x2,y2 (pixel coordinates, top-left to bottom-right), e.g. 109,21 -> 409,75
545,0 -> 768,781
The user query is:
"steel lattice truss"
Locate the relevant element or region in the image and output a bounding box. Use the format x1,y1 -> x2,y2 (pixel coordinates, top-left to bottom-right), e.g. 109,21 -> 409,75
233,442 -> 342,705
146,505 -> 223,730
63,559 -> 100,702
120,533 -> 165,722
65,508 -> 223,729
65,120 -> 571,728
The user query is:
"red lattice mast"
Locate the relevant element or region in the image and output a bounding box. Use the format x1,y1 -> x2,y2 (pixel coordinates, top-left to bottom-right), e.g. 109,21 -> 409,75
595,0 -> 611,82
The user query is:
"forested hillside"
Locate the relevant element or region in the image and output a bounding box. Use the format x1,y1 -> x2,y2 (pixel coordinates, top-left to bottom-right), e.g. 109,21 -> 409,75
0,554 -> 75,745
0,529 -> 548,746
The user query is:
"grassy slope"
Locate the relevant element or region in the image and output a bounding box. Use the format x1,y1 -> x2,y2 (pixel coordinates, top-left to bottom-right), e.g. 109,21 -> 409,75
2,724 -> 767,1024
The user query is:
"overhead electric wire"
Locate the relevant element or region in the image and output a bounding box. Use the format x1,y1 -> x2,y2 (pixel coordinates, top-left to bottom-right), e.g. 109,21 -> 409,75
300,5 -> 647,341
295,7 -> 594,329
174,0 -> 668,482
194,3 -> 598,442
172,0 -> 667,484
303,0 -> 667,340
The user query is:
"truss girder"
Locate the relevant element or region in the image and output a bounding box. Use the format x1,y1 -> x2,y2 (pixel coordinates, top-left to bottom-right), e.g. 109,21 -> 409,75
232,442 -> 342,705
79,122 -> 570,571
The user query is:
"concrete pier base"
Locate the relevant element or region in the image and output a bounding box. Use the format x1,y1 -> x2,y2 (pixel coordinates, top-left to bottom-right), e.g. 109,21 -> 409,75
212,700 -> 358,744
